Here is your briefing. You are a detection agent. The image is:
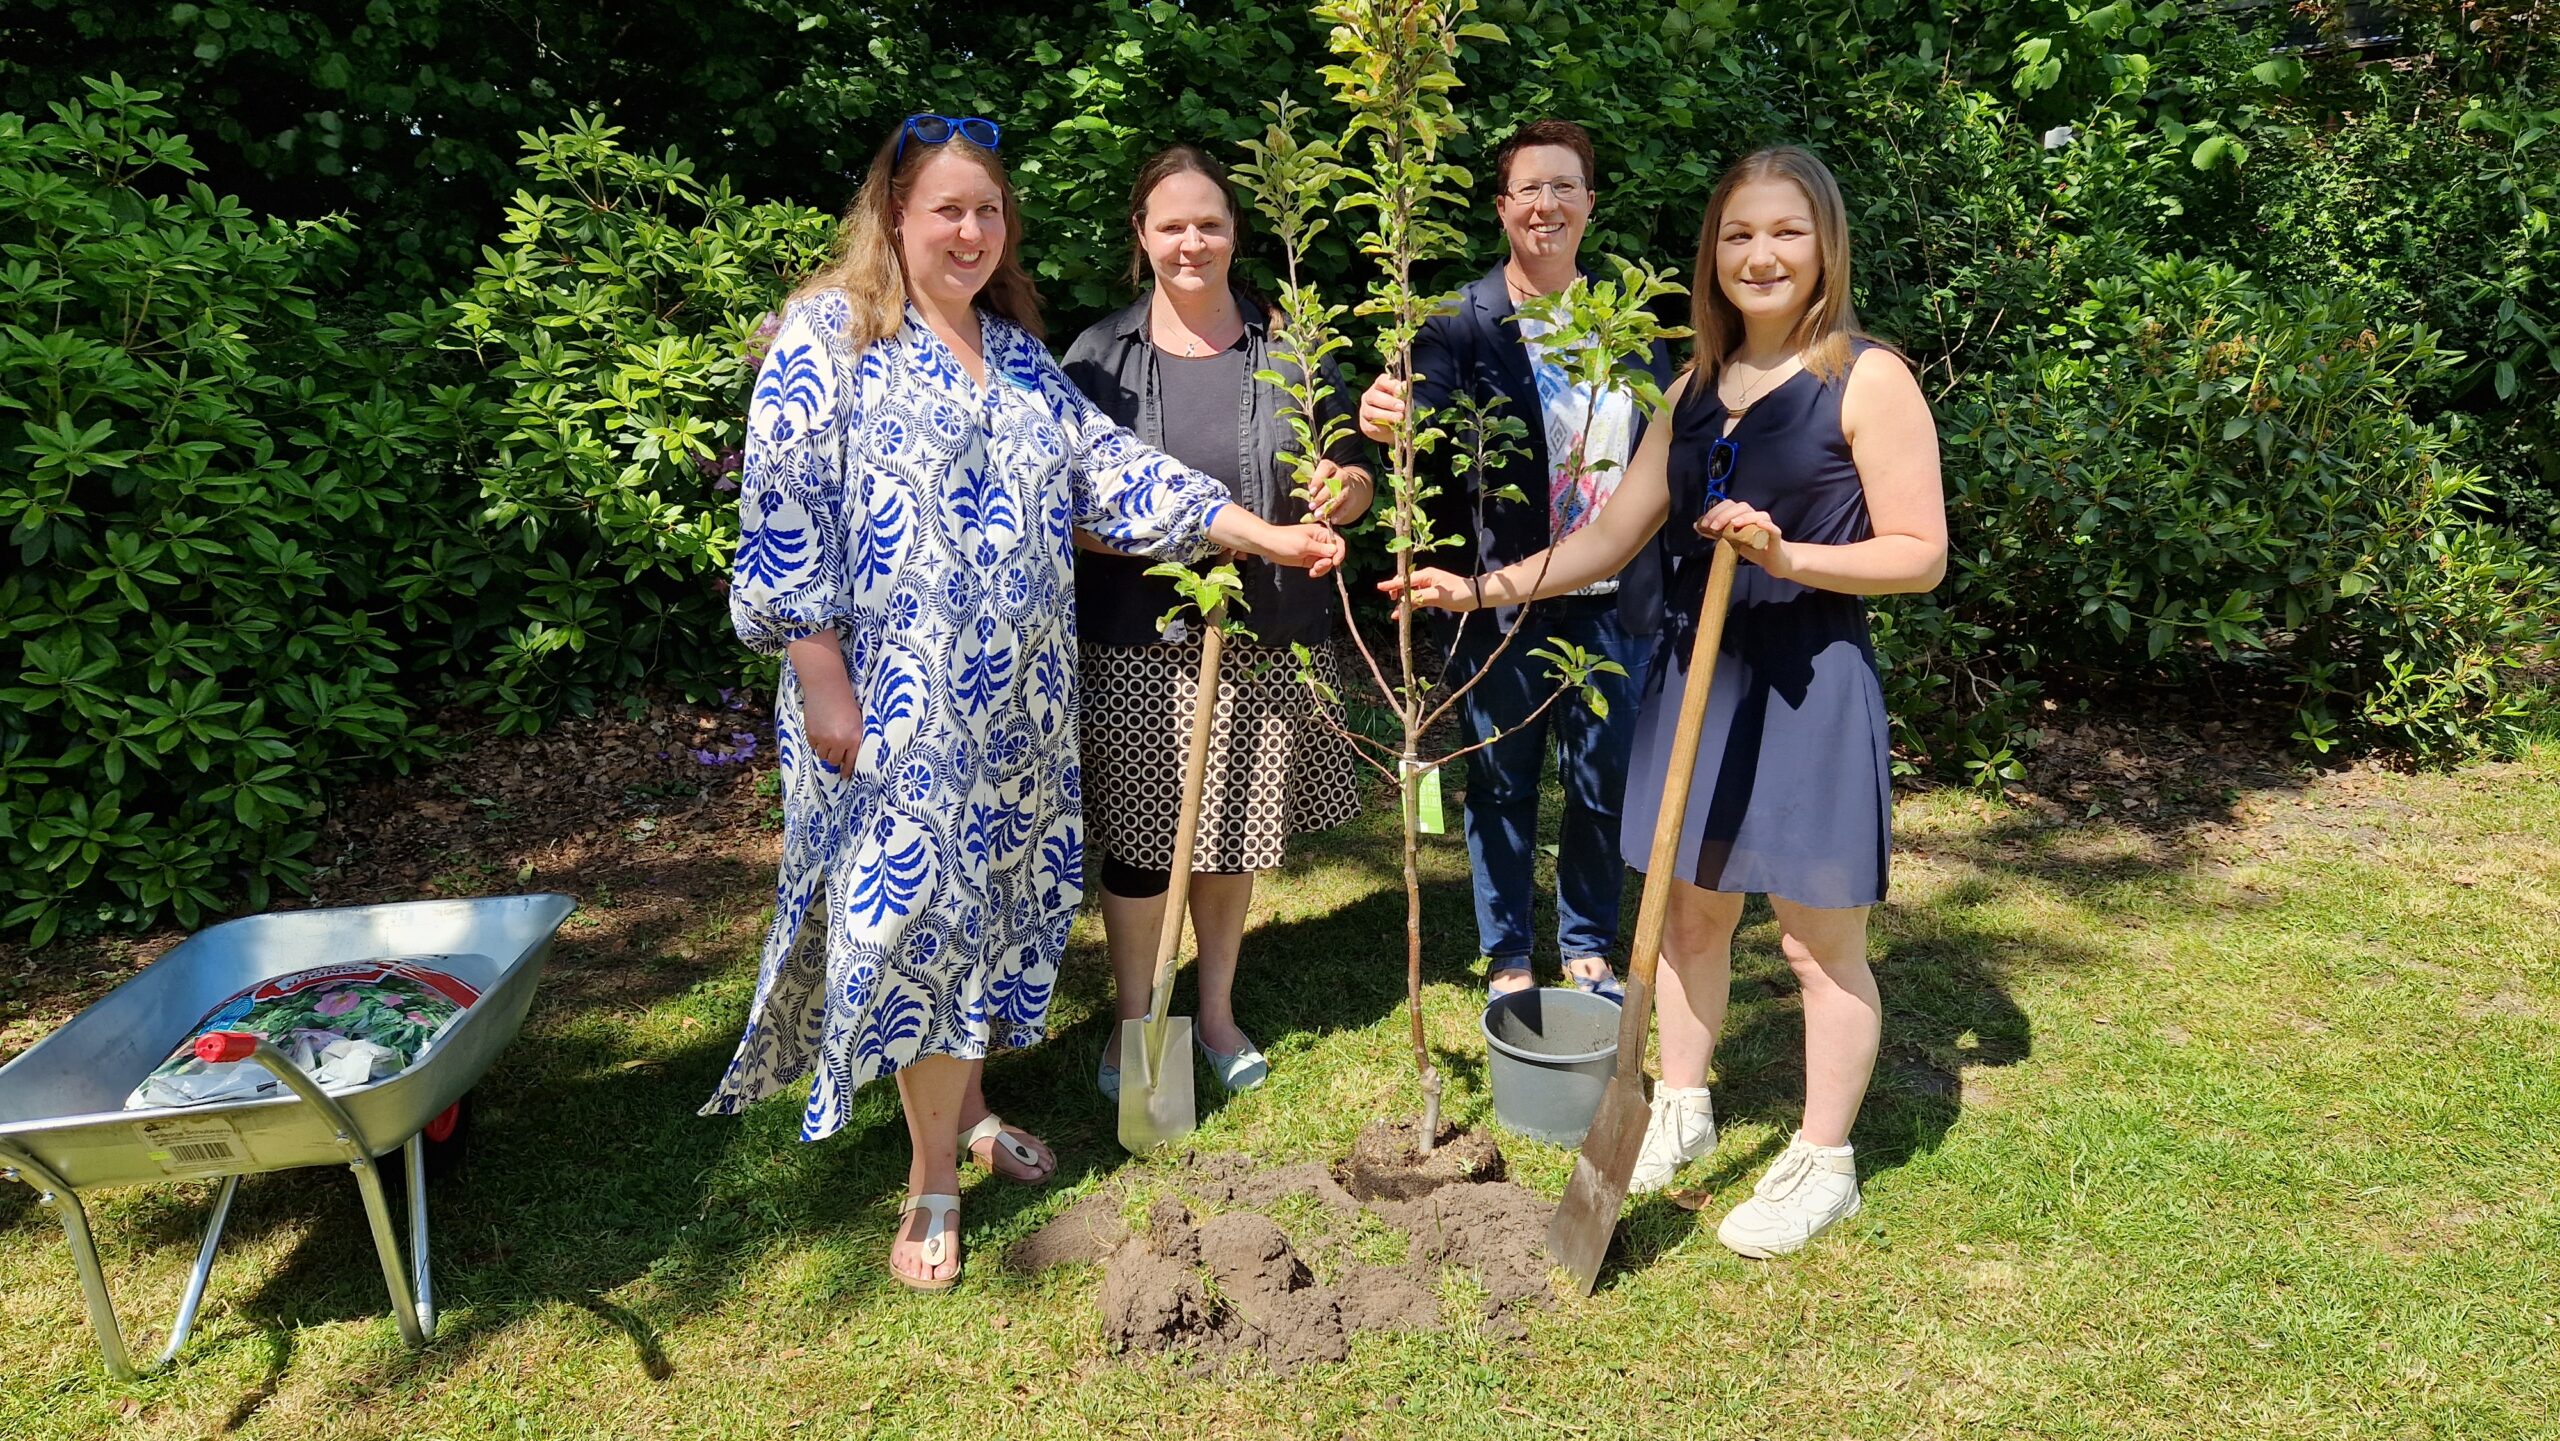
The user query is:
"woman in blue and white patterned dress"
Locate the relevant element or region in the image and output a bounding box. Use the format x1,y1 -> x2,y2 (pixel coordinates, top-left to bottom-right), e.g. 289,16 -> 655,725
700,114 -> 1344,1291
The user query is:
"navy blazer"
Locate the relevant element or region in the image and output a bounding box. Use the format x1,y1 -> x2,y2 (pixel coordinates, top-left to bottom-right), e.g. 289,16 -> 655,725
1409,263 -> 1673,637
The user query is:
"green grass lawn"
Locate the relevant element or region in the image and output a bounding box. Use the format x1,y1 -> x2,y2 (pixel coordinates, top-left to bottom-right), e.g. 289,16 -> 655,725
3,746 -> 2555,1439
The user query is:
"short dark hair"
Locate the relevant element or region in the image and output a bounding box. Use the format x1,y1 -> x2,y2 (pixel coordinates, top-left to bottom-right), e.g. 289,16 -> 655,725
1127,144 -> 1244,289
1492,119 -> 1596,196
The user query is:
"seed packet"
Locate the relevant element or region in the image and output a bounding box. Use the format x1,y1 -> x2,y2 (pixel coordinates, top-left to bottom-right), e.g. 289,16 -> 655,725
124,957 -> 485,1111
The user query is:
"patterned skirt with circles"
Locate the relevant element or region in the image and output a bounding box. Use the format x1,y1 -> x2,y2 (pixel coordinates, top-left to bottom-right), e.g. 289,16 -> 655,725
1080,638 -> 1362,874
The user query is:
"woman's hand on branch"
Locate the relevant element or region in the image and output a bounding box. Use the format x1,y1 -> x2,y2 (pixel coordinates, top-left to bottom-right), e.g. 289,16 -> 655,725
1377,566 -> 1478,613
1211,506 -> 1346,577
1357,374 -> 1408,444
1306,460 -> 1374,526
1265,522 -> 1347,577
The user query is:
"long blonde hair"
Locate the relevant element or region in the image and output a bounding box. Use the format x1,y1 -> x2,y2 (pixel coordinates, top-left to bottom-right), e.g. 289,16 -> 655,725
791,121 -> 1044,345
1686,146 -> 1872,392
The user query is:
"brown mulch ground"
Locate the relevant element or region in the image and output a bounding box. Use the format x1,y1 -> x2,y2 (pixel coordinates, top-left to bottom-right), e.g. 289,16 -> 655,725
0,694 -> 785,1058
0,685 -> 2346,1061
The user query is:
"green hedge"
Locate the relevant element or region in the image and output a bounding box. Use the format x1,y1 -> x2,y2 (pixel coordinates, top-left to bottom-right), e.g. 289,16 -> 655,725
5,2 -> 2558,940
420,114 -> 836,731
0,78 -> 486,943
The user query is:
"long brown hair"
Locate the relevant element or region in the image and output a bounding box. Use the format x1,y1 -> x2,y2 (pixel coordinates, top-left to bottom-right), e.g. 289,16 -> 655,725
1125,143 -> 1244,290
1686,146 -> 1868,392
792,120 -> 1044,345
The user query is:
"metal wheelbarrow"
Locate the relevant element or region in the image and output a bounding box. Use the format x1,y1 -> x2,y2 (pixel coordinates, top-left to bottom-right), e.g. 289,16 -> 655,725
0,894 -> 575,1379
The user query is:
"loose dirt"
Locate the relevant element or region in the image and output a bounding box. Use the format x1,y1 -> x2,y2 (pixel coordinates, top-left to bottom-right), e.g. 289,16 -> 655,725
1013,1121 -> 1554,1373
1334,1117 -> 1504,1202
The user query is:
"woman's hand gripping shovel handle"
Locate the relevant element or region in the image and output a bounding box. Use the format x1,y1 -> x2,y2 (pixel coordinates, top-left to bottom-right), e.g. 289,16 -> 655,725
1118,604 -> 1226,1152
1546,525 -> 1766,1294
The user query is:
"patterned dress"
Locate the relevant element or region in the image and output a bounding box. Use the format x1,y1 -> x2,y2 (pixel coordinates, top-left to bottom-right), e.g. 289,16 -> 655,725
701,290 -> 1231,1142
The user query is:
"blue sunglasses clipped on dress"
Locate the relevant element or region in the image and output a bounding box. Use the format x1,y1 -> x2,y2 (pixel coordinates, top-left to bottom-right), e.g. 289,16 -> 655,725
893,113 -> 1001,166
1703,432 -> 1741,504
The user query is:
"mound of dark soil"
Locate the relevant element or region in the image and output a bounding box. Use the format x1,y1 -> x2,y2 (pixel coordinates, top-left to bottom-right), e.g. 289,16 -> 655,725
1013,1132 -> 1553,1373
1333,1117 -> 1504,1202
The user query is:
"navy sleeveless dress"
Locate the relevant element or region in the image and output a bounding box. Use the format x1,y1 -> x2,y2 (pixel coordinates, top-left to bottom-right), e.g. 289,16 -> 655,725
1619,344 -> 1892,908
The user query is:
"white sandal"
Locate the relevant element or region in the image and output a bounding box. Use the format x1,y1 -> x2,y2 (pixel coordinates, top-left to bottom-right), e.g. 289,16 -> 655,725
894,1192 -> 962,1292
960,1112 -> 1053,1182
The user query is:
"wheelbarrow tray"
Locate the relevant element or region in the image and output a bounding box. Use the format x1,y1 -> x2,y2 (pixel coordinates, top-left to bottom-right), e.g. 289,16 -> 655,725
0,894 -> 575,1378
0,894 -> 575,1189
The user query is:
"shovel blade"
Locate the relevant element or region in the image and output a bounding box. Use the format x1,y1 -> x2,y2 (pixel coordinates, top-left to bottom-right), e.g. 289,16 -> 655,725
1547,1072 -> 1647,1294
1547,967 -> 1658,1296
1116,1016 -> 1196,1153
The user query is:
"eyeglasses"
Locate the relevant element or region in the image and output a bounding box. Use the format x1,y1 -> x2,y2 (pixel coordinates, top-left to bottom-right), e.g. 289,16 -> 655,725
1503,177 -> 1588,204
893,113 -> 1002,167
1703,435 -> 1740,503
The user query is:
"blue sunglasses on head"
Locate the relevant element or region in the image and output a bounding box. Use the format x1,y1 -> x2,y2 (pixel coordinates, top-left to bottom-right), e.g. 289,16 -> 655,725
894,113 -> 1001,166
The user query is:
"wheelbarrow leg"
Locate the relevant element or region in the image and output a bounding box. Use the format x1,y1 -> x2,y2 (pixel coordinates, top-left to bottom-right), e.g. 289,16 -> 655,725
160,1173 -> 241,1367
207,1033 -> 437,1349
347,1149 -> 429,1347
404,1132 -> 434,1336
0,1142 -> 140,1381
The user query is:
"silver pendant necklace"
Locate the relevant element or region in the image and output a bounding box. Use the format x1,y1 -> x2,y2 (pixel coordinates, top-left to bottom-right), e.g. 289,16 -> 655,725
1721,357 -> 1798,418
1171,302 -> 1238,359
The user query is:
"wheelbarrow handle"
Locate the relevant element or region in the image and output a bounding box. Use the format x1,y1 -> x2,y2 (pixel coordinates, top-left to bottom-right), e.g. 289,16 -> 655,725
196,1030 -> 260,1065
191,1031 -> 432,1345
194,1033 -> 378,1160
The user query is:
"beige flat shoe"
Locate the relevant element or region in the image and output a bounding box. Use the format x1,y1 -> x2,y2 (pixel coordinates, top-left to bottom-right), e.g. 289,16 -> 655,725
892,1192 -> 962,1292
961,1112 -> 1054,1183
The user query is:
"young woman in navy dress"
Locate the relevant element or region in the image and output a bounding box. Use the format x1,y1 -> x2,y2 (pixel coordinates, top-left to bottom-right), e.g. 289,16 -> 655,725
1386,147 -> 1947,1257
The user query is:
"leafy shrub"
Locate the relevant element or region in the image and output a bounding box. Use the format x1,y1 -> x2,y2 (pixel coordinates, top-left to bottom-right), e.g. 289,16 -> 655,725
0,76 -> 476,942
2447,91 -> 2560,537
1901,256 -> 2555,762
6,6 -> 2558,939
0,0 -> 923,300
420,114 -> 835,731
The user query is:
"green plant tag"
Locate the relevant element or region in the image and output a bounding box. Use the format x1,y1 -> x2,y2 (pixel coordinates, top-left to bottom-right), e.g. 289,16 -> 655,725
1404,760 -> 1446,835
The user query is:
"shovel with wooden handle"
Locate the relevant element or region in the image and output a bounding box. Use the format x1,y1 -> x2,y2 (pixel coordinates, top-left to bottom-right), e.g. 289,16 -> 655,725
1546,528 -> 1763,1293
1118,604 -> 1226,1152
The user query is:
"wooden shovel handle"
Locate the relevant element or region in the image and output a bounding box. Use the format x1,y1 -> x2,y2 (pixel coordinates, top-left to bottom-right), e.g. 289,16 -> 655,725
1613,533 -> 1755,1062
1141,606 -> 1225,1045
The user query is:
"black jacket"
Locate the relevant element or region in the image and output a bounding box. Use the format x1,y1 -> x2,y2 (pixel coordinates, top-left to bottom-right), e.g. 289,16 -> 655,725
1061,287 -> 1373,649
1408,263 -> 1673,636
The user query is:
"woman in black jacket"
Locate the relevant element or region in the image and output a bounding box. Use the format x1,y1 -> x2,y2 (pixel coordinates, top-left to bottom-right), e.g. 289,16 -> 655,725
1064,144 -> 1373,1101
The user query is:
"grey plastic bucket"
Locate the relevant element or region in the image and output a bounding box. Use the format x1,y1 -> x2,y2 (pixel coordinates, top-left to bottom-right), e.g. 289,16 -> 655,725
1480,987 -> 1622,1146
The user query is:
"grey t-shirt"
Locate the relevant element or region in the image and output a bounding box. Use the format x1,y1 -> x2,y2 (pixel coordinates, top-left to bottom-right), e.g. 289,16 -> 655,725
1080,341 -> 1251,646
1153,342 -> 1250,486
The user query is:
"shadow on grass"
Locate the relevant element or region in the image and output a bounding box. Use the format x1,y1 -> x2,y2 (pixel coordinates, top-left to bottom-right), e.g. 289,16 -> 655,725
155,804 -> 2032,1374
214,1327 -> 291,1432
1607,895 -> 2042,1274
64,830 -> 1452,1398
9,746 -> 2347,1395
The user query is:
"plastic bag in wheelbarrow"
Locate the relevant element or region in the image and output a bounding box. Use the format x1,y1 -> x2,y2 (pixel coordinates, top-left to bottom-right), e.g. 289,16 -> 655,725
121,957 -> 488,1110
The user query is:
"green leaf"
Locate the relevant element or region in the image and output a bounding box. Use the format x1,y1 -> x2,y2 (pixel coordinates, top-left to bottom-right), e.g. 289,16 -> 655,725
2250,57 -> 2305,91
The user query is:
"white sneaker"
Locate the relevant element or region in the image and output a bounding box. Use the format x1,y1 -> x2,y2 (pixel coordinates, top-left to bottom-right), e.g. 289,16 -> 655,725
1716,1133 -> 1861,1257
1626,1085 -> 1715,1195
